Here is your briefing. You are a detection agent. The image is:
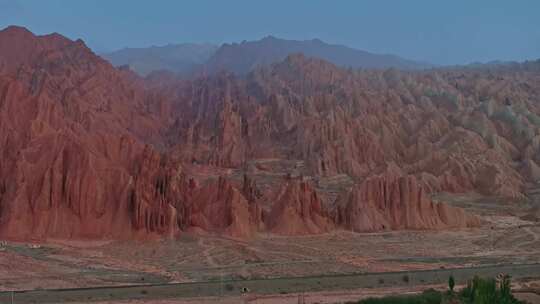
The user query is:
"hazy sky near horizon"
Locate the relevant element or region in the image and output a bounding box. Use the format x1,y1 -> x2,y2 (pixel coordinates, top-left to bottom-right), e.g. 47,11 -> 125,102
1,0 -> 539,65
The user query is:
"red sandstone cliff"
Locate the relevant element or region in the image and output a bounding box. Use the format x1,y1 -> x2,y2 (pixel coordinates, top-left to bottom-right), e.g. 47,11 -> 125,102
267,178 -> 334,235
3,26 -> 538,240
164,54 -> 540,201
0,26 -> 166,239
188,177 -> 260,238
335,174 -> 481,232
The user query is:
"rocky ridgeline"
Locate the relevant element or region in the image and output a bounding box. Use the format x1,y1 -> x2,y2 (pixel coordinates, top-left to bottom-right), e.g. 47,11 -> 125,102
3,26 -> 540,239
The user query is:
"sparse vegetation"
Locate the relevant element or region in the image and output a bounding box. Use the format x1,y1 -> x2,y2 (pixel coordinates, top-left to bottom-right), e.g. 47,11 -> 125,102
348,275 -> 525,304
402,275 -> 410,283
460,275 -> 522,304
349,289 -> 442,304
526,112 -> 540,127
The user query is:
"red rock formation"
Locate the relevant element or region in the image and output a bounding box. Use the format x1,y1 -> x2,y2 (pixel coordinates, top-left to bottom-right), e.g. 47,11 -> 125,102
4,26 -> 540,240
188,177 -> 260,238
267,178 -> 334,235
241,174 -> 265,230
242,174 -> 262,203
130,146 -> 198,237
0,26 -> 167,239
164,54 -> 539,200
522,159 -> 540,182
335,174 -> 480,232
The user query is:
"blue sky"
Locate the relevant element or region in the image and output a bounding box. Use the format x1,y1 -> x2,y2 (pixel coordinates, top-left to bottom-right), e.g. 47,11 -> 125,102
1,0 -> 539,65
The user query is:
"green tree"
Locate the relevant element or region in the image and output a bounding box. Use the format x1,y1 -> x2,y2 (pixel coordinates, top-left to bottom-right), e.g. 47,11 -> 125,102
448,275 -> 455,293
500,275 -> 511,299
473,276 -> 497,304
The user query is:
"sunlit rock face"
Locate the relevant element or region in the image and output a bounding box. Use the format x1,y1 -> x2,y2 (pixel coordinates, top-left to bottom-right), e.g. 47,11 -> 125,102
267,178 -> 335,235
334,174 -> 481,232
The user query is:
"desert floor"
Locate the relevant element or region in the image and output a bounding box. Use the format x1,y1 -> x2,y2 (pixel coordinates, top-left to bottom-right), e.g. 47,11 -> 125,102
1,187 -> 540,303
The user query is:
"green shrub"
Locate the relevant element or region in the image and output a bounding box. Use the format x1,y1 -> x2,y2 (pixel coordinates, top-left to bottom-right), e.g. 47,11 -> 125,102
448,275 -> 455,292
349,275 -> 525,304
354,289 -> 442,304
460,275 -> 523,304
526,112 -> 540,127
493,106 -> 519,126
402,275 -> 410,283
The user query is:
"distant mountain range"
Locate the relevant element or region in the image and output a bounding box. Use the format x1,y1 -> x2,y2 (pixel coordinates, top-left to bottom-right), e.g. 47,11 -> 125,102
102,43 -> 218,76
102,36 -> 433,76
203,36 -> 433,74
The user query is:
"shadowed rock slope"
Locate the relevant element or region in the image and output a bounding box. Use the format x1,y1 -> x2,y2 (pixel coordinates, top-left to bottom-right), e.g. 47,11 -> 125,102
166,54 -> 540,200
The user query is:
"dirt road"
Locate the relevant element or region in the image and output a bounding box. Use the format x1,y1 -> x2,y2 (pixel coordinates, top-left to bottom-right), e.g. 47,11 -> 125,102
1,263 -> 539,303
